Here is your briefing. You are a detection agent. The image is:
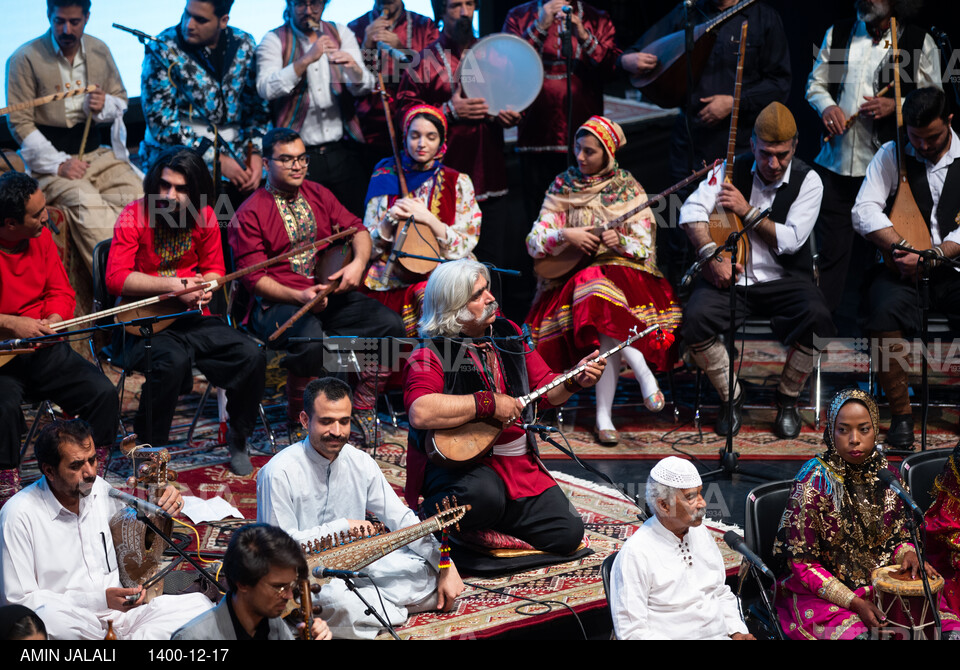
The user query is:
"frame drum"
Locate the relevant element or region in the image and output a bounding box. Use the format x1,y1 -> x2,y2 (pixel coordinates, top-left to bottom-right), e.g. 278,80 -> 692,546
459,33 -> 544,115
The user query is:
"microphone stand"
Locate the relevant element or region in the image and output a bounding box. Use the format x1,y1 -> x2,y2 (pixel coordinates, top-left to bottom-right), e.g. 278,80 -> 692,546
561,6 -> 575,167
682,0 -> 698,174
903,514 -> 942,639
337,575 -> 402,640
745,564 -> 783,640
136,511 -> 222,595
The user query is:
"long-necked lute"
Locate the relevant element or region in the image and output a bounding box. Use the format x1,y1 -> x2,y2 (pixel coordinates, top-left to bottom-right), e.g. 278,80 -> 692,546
629,0 -> 759,109
0,81 -> 96,117
882,16 -> 931,272
706,20 -> 749,267
533,161 -> 719,280
427,324 -> 663,467
284,501 -> 469,617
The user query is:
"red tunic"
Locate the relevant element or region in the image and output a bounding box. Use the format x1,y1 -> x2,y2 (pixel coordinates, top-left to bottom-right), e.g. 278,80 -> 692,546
402,326 -> 561,507
396,33 -> 508,201
503,1 -> 620,153
229,180 -> 366,294
0,228 -> 75,321
348,9 -> 439,149
106,201 -> 225,304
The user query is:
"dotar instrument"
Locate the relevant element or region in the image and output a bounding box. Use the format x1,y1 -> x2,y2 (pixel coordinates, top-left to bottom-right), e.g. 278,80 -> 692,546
427,324 -> 668,467
706,21 -> 750,267
871,564 -> 944,640
881,16 -> 931,272
284,500 -> 470,618
533,161 -> 719,280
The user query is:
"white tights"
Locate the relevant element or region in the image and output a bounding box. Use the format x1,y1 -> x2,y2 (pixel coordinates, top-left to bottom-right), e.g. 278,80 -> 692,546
595,335 -> 660,431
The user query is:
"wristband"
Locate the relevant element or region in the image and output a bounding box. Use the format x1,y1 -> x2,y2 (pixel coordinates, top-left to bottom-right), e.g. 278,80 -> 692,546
563,377 -> 581,393
474,391 -> 495,419
697,242 -> 718,261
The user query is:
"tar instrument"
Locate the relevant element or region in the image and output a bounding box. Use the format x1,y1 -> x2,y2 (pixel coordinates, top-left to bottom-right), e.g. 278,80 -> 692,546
533,161 -> 719,280
0,81 -> 96,117
881,17 -> 931,272
822,82 -> 893,144
427,324 -> 663,467
706,21 -> 750,267
458,33 -> 544,116
629,0 -> 758,109
284,500 -> 470,617
871,564 -> 944,640
109,435 -> 177,604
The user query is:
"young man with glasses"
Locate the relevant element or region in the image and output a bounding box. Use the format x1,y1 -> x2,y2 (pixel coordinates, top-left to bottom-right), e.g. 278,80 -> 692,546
229,128 -> 404,444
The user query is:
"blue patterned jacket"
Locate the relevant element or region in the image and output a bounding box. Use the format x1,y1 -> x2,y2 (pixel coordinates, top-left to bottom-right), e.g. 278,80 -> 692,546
139,24 -> 270,174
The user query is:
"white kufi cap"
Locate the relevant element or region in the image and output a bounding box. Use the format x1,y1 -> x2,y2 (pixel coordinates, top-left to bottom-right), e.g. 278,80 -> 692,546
650,456 -> 702,489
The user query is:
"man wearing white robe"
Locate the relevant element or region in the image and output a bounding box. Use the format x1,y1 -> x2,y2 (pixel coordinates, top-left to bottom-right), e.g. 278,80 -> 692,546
609,456 -> 753,640
0,420 -> 212,640
257,377 -> 463,639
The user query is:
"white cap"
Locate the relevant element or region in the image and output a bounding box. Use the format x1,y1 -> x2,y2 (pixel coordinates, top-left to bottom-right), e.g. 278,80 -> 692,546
649,456 -> 702,489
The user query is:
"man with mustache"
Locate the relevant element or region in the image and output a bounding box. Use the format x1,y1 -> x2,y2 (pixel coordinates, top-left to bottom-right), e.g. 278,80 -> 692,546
4,0 -> 144,274
403,260 -> 604,563
348,0 -> 440,164
0,420 -> 212,639
609,456 -> 754,639
806,0 -> 942,317
257,377 -> 464,639
853,87 -> 960,449
105,148 -> 266,475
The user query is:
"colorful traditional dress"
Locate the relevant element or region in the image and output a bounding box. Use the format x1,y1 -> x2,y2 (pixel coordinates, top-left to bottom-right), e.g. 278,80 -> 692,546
926,446 -> 960,617
524,149 -> 680,374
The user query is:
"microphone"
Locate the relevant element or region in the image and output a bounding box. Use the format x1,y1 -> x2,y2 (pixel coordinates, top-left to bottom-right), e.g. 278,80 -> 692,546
723,531 -> 774,579
521,323 -> 535,350
107,487 -> 171,519
112,23 -> 159,43
377,41 -> 413,64
521,423 -> 560,433
877,469 -> 925,519
313,567 -> 370,580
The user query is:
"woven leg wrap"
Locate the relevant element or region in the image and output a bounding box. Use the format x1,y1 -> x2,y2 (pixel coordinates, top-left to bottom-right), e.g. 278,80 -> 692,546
778,344 -> 816,398
873,331 -> 912,415
689,338 -> 740,403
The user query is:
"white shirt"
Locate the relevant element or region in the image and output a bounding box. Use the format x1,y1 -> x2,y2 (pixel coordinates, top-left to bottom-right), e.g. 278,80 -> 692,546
257,440 -> 440,567
256,23 -> 376,146
852,128 -> 960,248
806,21 -> 942,178
19,35 -> 133,175
0,476 -> 124,612
679,159 -> 824,285
609,517 -> 748,640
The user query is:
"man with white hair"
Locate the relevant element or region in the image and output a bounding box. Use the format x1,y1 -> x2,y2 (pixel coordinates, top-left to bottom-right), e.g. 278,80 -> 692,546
402,259 -> 605,556
609,456 -> 753,639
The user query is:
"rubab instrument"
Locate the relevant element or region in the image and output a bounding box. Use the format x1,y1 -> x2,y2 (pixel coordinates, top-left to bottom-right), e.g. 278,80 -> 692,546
427,324 -> 668,467
534,161 -> 719,280
284,500 -> 469,618
706,21 -> 750,267
882,16 -> 931,272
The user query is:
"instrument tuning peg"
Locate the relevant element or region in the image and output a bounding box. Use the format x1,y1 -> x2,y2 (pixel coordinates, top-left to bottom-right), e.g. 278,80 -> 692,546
312,605 -> 323,616
125,476 -> 137,488
310,583 -> 322,595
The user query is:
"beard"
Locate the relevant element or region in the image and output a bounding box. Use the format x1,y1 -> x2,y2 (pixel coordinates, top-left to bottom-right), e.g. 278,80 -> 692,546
856,0 -> 890,23
449,16 -> 474,47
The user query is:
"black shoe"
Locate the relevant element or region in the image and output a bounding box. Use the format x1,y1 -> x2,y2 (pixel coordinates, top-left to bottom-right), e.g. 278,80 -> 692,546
884,414 -> 915,450
226,429 -> 253,476
774,391 -> 802,440
715,391 -> 744,437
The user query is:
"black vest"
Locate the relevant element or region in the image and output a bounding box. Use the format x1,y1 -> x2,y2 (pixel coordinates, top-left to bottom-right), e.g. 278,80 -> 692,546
904,150 -> 960,240
407,318 -> 536,459
827,18 -> 929,147
731,153 -> 814,278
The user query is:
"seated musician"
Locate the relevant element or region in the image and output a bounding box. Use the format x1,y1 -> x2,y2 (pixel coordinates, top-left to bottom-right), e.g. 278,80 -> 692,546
362,104 -> 481,336
925,443 -> 960,618
173,524 -> 331,640
403,259 -> 604,557
773,389 -> 960,639
678,102 -> 833,439
609,456 -> 753,640
230,127 -> 404,443
257,377 -> 463,639
0,419 -> 212,640
0,171 -> 118,508
852,87 -> 960,449
525,116 -> 681,446
105,148 -> 266,475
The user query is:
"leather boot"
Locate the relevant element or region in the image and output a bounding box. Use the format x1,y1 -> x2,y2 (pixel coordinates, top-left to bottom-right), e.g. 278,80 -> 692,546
715,391 -> 744,437
885,414 -> 915,450
774,391 -> 802,439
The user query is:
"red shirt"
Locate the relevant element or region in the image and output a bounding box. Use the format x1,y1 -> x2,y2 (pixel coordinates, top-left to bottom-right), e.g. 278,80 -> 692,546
105,200 -> 226,298
402,328 -> 561,505
0,227 -> 75,321
229,181 -> 365,294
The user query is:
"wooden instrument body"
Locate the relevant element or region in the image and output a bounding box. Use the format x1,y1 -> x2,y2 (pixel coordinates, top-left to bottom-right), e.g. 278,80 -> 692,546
871,564 -> 944,640
707,204 -> 747,266
389,217 -> 442,283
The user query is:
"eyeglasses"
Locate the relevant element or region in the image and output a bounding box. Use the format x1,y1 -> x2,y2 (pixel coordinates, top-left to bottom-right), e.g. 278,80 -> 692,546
268,154 -> 311,169
266,581 -> 299,597
292,0 -> 325,9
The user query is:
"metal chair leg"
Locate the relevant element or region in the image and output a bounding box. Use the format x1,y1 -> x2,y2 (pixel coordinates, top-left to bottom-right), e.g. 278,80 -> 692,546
20,400 -> 57,462
186,382 -> 213,446
259,403 -> 277,454
814,352 -> 822,430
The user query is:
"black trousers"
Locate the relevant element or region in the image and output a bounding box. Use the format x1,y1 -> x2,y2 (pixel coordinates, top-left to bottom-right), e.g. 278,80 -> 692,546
421,462 -> 585,555
0,343 -> 118,468
250,292 -> 404,377
680,275 -> 837,348
305,141 -> 370,219
859,265 -> 960,333
111,314 -> 266,446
